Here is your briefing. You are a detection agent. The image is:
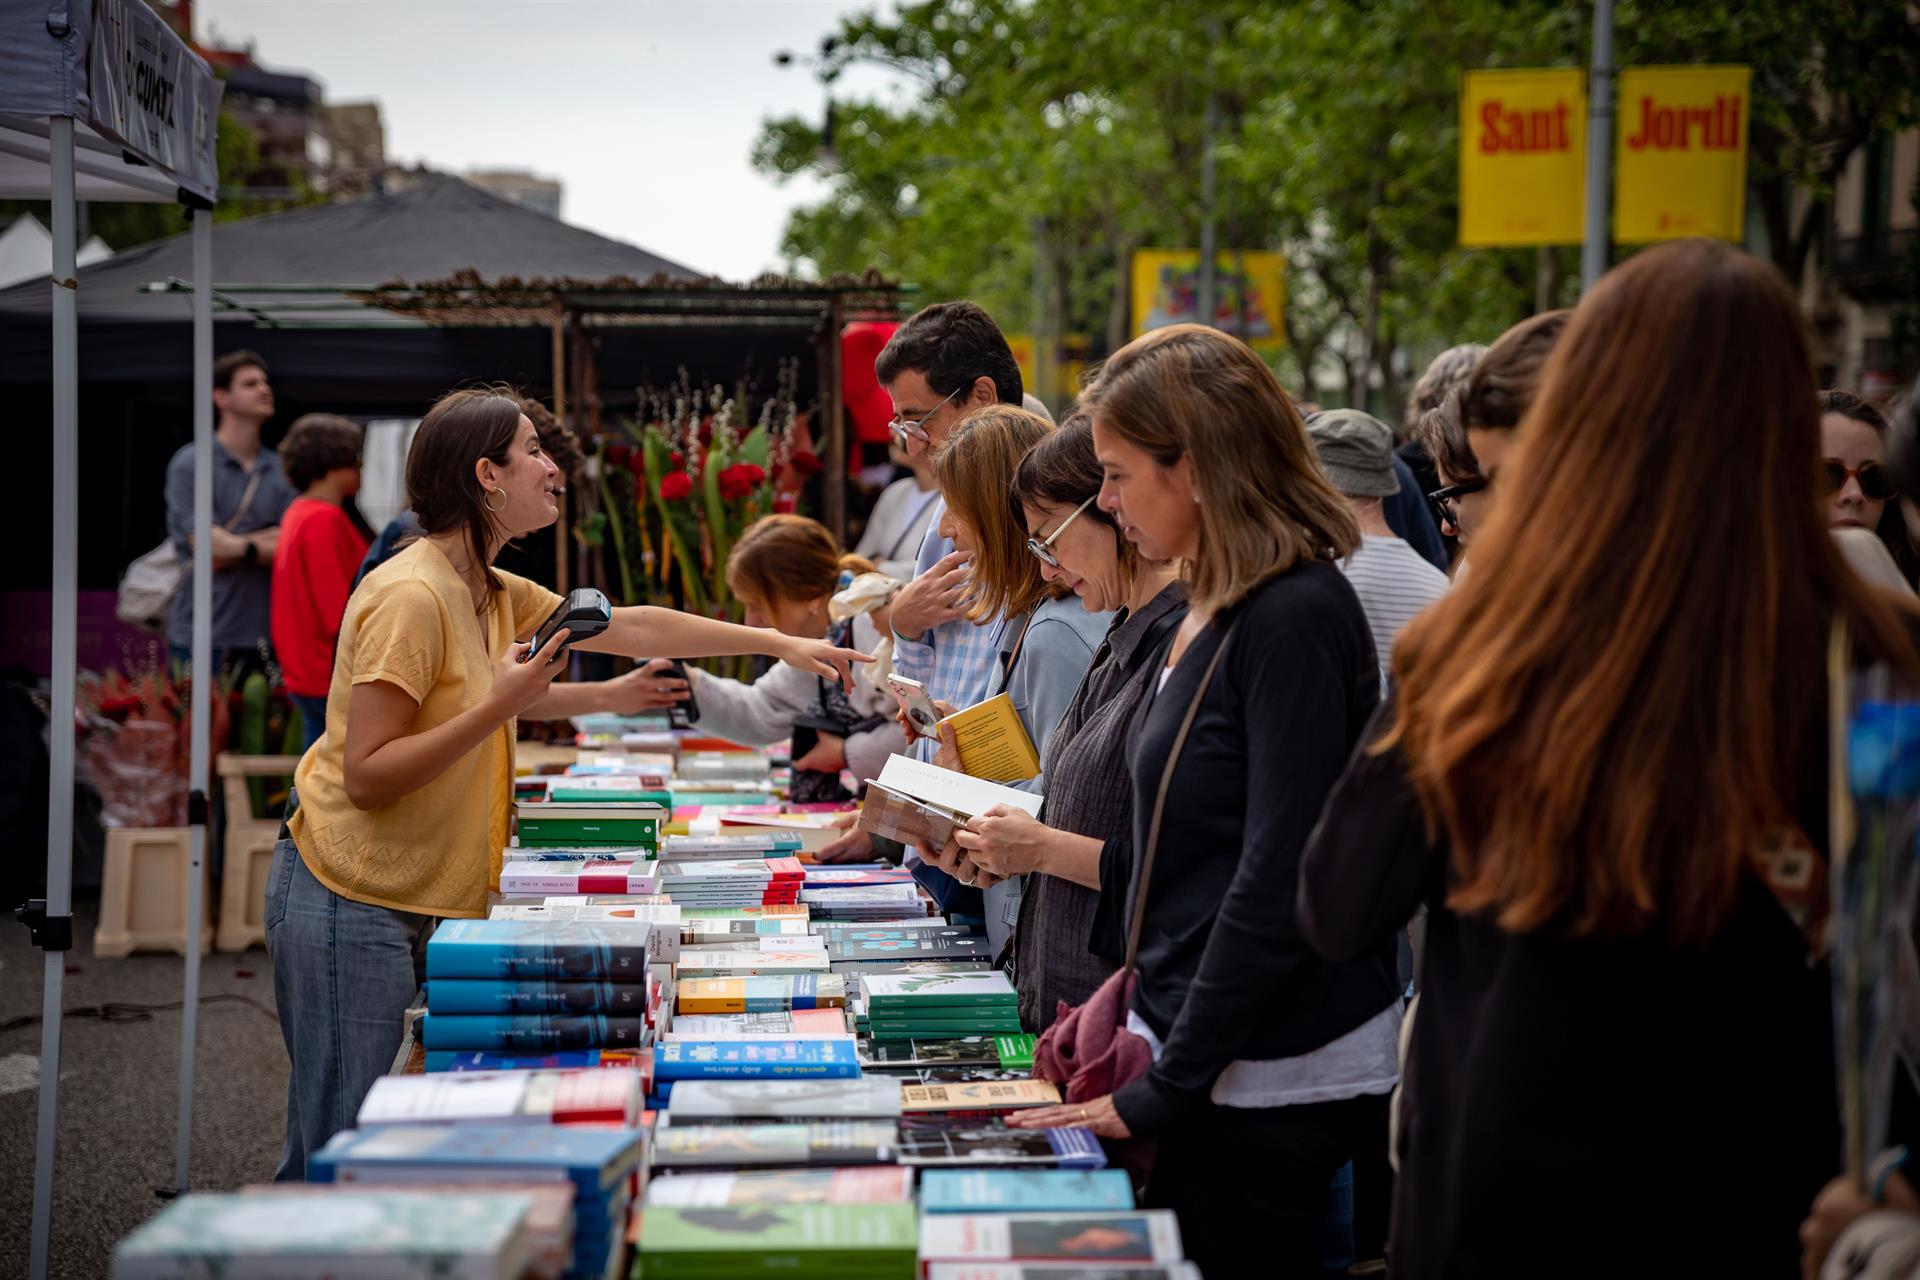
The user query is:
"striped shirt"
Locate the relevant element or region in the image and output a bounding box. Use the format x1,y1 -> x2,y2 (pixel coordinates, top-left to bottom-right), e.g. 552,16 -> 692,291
1339,535 -> 1451,690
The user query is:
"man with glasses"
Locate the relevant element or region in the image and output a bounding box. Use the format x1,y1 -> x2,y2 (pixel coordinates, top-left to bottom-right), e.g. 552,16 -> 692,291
829,302 -> 1028,903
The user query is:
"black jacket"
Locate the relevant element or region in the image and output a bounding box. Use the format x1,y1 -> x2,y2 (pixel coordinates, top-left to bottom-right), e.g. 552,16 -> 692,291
1112,561 -> 1400,1136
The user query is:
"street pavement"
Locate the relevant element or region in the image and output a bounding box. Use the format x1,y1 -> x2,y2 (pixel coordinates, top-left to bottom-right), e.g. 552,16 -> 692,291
0,900 -> 287,1279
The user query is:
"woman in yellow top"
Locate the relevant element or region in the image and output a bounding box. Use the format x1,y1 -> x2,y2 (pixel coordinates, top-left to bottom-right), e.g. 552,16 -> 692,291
265,387 -> 863,1179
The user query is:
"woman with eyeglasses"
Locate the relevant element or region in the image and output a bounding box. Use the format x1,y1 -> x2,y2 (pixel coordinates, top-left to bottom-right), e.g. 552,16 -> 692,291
915,405 -> 1113,956
945,414 -> 1186,1030
1823,388 -> 1920,587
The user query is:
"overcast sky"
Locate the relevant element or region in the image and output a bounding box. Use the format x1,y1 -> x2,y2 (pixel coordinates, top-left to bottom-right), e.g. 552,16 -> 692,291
196,0 -> 904,281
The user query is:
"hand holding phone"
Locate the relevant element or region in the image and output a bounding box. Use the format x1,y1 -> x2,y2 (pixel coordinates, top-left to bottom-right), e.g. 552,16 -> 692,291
887,673 -> 942,740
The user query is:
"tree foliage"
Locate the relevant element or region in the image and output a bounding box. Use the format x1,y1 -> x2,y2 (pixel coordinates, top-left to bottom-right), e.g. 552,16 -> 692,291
755,0 -> 1919,413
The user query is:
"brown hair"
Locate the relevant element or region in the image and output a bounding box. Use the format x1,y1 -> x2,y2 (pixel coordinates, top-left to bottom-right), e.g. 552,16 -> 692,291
932,405 -> 1060,620
214,349 -> 266,392
516,394 -> 584,482
1011,412 -> 1139,581
1082,324 -> 1359,612
1404,343 -> 1486,436
1822,387 -> 1919,585
1385,239 -> 1920,944
1460,310 -> 1569,431
405,386 -> 526,606
279,413 -> 363,491
726,514 -> 874,611
1415,389 -> 1482,486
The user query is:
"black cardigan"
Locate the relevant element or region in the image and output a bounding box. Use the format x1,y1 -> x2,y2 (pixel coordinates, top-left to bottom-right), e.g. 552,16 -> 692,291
1298,702 -> 1837,1278
1111,561 -> 1400,1136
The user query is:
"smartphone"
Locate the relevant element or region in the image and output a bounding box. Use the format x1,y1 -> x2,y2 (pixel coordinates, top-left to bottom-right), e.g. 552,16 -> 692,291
887,673 -> 942,739
523,587 -> 612,663
664,659 -> 700,726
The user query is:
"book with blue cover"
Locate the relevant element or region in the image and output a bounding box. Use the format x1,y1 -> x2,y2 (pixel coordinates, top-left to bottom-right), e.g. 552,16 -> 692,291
308,1124 -> 646,1201
425,918 -> 653,981
424,1048 -> 646,1073
918,1169 -> 1136,1213
654,1038 -> 861,1081
427,979 -> 649,1016
419,1014 -> 647,1051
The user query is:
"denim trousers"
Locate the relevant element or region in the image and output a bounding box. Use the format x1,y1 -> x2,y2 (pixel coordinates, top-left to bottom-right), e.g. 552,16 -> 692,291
264,820 -> 432,1180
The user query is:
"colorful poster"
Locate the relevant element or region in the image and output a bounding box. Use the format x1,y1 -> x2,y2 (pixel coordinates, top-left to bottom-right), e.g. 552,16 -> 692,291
1458,68 -> 1587,246
1613,66 -> 1751,242
1129,250 -> 1286,354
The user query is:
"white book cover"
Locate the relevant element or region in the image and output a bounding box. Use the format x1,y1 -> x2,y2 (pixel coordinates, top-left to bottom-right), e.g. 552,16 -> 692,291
356,1073 -> 532,1128
918,1211 -> 1186,1265
665,1077 -> 904,1120
488,903 -> 681,925
874,755 -> 1044,818
859,972 -> 1016,1001
676,950 -> 831,974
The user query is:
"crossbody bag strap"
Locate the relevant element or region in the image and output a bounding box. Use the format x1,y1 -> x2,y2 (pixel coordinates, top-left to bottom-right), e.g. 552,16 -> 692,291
224,463 -> 267,529
1001,610 -> 1039,684
1123,614 -> 1237,974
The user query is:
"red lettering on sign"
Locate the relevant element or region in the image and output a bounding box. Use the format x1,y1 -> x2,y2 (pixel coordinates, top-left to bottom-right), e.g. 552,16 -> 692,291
1626,95 -> 1744,151
1478,99 -> 1571,153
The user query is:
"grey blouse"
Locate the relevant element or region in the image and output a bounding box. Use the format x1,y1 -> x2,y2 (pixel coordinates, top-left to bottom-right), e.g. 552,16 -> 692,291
1011,582 -> 1188,1030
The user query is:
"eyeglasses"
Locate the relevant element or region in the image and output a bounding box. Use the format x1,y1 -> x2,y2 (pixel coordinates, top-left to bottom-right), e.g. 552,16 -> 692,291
888,383 -> 971,448
1824,459 -> 1895,502
1026,494 -> 1098,567
1427,478 -> 1488,532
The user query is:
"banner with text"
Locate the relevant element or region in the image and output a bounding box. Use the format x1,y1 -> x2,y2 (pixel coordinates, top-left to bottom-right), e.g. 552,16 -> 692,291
1130,250 -> 1286,355
88,0 -> 223,203
1458,68 -> 1587,247
1613,66 -> 1750,242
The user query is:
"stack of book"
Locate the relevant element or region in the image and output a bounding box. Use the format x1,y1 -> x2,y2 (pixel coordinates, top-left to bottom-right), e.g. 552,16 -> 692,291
514,801 -> 666,851
111,1188 -> 545,1280
656,856 -> 805,907
675,944 -> 830,979
356,1069 -> 644,1128
661,1077 -> 904,1125
663,832 -> 804,860
918,1209 -> 1188,1273
309,1125 -> 648,1280
857,972 -> 1024,1042
634,1203 -> 918,1279
498,851 -> 661,898
421,919 -> 665,1061
801,882 -> 930,922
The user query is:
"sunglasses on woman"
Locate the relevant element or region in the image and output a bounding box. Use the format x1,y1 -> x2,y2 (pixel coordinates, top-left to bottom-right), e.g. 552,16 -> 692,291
1427,478 -> 1488,531
1823,459 -> 1895,502
1026,494 -> 1098,567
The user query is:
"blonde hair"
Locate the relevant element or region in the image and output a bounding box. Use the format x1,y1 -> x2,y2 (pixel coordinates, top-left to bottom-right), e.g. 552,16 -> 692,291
932,404 -> 1061,621
725,515 -> 873,610
1083,325 -> 1358,612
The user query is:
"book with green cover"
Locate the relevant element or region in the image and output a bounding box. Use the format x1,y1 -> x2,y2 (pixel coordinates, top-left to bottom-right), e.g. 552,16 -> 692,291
513,803 -> 664,849
636,1203 -> 918,1279
546,784 -> 672,805
858,972 -> 1017,1009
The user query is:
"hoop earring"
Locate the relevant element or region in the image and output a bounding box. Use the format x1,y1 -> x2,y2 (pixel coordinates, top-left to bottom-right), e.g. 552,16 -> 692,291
485,487 -> 508,514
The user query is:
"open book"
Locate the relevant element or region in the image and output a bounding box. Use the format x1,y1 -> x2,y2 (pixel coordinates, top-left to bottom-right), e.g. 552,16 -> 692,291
858,755 -> 1042,850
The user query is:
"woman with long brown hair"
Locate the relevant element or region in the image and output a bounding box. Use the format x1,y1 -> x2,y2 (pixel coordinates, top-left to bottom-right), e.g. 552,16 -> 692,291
1299,239 -> 1920,1275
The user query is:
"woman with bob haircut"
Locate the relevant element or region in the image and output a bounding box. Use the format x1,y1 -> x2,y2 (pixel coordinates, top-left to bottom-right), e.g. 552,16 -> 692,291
1299,239 -> 1920,1276
1009,325 -> 1399,1277
266,386 -> 864,1179
919,403 -> 1111,954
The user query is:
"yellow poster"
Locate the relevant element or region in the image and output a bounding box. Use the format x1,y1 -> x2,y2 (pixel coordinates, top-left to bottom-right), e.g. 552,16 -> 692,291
1613,66 -> 1750,242
1458,68 -> 1587,246
1130,250 -> 1286,354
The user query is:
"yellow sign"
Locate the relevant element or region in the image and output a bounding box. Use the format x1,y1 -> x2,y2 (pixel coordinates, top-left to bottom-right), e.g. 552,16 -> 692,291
1458,68 -> 1587,247
1007,334 -> 1092,408
1613,66 -> 1750,242
1130,250 -> 1286,354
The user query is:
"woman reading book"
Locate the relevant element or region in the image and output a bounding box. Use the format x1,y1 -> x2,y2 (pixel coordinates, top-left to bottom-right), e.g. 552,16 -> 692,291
1006,326 -> 1399,1278
911,404 -> 1111,955
265,387 -> 865,1180
942,413 -> 1186,1031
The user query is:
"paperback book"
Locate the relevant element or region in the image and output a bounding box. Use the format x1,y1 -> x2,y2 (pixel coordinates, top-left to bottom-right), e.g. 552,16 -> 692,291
513,802 -> 665,848
679,905 -> 810,922
426,919 -> 654,982
683,919 -> 813,940
635,1203 -> 918,1280
309,1124 -> 647,1201
668,1009 -> 847,1038
665,833 -> 804,856
922,1267 -> 1203,1280
665,1077 -> 904,1121
918,1169 -> 1136,1214
643,1167 -> 914,1208
653,1038 -> 862,1081
898,1081 -> 1061,1114
647,1122 -> 896,1169
357,1068 -> 642,1128
426,979 -> 650,1017
676,950 -> 831,977
894,1120 -> 1106,1169
423,1048 -> 647,1073
497,859 -> 661,897
917,1211 -> 1185,1268
859,972 -> 1017,1009
676,976 -> 847,1014
419,1014 -> 648,1052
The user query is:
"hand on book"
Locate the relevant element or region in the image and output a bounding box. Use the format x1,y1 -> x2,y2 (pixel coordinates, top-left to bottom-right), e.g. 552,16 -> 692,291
817,811 -> 878,864
921,832 -> 1004,891
1005,1092 -> 1133,1139
956,805 -> 1049,878
930,708 -> 962,772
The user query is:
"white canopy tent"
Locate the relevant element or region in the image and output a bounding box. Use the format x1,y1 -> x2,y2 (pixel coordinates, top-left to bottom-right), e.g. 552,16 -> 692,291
0,1 -> 222,1276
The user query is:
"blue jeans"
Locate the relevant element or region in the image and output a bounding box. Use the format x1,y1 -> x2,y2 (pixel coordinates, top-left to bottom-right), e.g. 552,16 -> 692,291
291,694 -> 328,752
264,817 -> 432,1180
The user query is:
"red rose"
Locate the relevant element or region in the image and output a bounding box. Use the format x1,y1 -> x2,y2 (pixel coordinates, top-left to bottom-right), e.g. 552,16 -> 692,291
659,472 -> 695,501
772,491 -> 797,514
735,462 -> 766,485
717,464 -> 757,501
789,449 -> 823,477
669,451 -> 685,468
603,441 -> 634,467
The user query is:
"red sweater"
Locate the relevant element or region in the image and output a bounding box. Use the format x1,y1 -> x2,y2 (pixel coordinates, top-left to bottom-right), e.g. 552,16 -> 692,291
270,497 -> 372,697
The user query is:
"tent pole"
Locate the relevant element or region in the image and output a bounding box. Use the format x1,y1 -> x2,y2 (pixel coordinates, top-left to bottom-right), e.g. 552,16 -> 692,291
175,205 -> 214,1194
31,111 -> 81,1280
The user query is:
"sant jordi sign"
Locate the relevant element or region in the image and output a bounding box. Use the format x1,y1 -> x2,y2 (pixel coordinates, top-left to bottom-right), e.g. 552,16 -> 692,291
1612,65 -> 1751,243
1458,68 -> 1587,247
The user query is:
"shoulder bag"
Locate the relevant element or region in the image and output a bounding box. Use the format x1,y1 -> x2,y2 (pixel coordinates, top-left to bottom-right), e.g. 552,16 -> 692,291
117,464 -> 268,631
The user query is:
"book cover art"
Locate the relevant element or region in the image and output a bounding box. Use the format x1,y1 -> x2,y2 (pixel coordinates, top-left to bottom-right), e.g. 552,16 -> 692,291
653,1038 -> 862,1081
899,1080 -> 1060,1113
894,1120 -> 1107,1169
859,1037 -> 1005,1068
311,1124 -> 646,1197
666,1009 -> 846,1038
666,1077 -> 903,1120
680,905 -> 810,921
677,951 -> 831,977
648,1122 -> 895,1168
636,1203 -> 918,1277
423,1048 -> 647,1073
801,867 -> 917,887
677,976 -> 845,1013
918,1211 -> 1184,1265
419,1014 -> 648,1052
643,1167 -> 913,1208
683,918 -> 812,940
426,919 -> 654,981
830,935 -> 993,963
426,979 -> 650,1016
858,972 -> 1017,1007
918,1169 -> 1136,1214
